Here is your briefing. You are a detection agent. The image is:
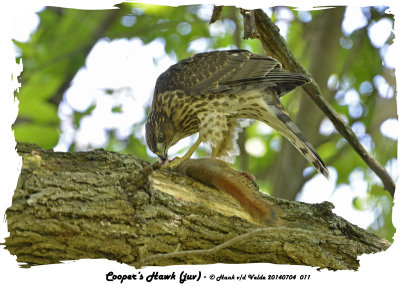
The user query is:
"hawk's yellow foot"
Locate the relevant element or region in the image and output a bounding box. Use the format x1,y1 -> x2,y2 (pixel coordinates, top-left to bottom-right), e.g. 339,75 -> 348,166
162,156 -> 183,170
162,137 -> 202,169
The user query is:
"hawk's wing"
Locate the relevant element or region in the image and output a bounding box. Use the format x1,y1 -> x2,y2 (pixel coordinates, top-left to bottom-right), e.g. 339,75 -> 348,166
154,50 -> 310,97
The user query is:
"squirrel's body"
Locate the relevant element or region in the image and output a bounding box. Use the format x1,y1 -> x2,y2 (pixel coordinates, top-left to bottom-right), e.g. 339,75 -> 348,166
177,158 -> 278,225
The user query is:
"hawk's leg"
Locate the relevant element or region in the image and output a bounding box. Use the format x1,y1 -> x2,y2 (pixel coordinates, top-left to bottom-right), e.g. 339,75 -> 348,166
204,119 -> 242,164
182,137 -> 202,160
164,137 -> 202,169
210,132 -> 226,159
197,111 -> 229,160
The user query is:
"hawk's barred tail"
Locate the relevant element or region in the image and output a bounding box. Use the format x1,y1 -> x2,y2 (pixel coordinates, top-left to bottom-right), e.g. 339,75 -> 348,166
276,113 -> 329,179
290,131 -> 330,179
262,96 -> 330,179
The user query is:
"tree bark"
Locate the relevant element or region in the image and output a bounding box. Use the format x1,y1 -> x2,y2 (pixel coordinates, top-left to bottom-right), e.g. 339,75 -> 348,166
4,143 -> 390,270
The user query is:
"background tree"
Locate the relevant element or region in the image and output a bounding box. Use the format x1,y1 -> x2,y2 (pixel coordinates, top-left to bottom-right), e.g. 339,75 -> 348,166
12,4 -> 396,242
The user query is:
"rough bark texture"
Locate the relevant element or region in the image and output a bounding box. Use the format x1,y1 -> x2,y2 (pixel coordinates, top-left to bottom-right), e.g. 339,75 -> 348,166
4,143 -> 390,270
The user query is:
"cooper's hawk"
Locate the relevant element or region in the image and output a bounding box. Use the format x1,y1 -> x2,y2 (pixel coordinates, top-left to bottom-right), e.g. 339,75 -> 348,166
145,50 -> 329,178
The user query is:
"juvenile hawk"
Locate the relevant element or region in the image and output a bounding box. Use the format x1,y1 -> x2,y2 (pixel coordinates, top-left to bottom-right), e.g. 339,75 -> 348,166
145,50 -> 329,178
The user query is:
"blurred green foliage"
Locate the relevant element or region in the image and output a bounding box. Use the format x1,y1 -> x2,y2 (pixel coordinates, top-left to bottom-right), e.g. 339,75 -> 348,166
13,4 -> 396,241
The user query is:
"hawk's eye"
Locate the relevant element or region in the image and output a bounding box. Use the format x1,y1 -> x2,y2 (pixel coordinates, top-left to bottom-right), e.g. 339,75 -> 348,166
158,133 -> 165,143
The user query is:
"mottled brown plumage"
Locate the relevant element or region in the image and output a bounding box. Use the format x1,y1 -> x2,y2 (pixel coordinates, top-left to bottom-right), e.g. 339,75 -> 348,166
145,50 -> 329,178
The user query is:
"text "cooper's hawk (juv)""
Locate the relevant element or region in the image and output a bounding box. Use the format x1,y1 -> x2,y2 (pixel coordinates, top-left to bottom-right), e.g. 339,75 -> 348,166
145,49 -> 329,178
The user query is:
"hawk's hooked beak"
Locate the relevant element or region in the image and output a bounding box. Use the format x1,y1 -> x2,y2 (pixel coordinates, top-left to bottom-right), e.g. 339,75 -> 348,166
158,154 -> 168,166
156,147 -> 168,163
158,154 -> 167,161
155,142 -> 168,162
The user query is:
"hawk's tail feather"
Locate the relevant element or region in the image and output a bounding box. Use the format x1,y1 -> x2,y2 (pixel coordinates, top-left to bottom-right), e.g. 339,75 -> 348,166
261,98 -> 329,179
281,120 -> 330,179
296,138 -> 330,179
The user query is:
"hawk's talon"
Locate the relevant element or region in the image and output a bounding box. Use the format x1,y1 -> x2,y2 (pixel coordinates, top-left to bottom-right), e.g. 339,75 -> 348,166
167,156 -> 185,170
160,156 -> 186,170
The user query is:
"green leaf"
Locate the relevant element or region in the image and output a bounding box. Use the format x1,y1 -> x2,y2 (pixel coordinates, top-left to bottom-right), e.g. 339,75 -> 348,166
112,105 -> 122,113
18,98 -> 59,123
14,123 -> 59,149
73,104 -> 96,127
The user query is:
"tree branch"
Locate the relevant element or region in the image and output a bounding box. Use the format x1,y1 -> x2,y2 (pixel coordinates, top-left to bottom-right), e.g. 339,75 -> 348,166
241,9 -> 260,40
4,143 -> 390,270
209,5 -> 223,24
251,9 -> 395,197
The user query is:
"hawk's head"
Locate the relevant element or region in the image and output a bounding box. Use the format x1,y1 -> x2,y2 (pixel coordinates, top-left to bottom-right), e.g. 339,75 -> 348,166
145,111 -> 178,161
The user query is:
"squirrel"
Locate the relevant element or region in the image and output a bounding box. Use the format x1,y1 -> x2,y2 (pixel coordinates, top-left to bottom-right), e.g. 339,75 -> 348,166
173,158 -> 279,226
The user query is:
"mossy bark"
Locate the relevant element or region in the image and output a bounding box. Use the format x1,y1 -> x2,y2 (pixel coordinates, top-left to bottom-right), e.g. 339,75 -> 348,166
4,143 -> 389,270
